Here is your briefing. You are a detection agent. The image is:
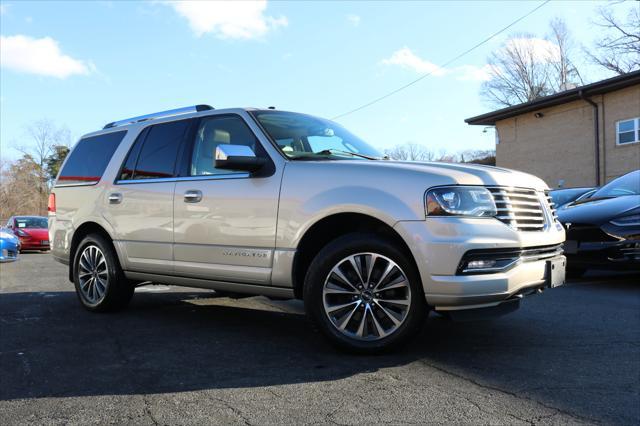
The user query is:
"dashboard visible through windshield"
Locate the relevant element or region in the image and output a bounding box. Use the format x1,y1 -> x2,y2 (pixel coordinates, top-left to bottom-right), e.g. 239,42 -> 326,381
251,110 -> 383,160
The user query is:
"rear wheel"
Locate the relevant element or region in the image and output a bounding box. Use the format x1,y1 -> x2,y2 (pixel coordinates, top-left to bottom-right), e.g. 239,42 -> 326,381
304,233 -> 427,353
73,233 -> 134,312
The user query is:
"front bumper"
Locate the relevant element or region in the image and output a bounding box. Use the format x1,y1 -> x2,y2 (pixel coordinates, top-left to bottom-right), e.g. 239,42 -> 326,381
0,241 -> 19,262
18,238 -> 50,250
394,217 -> 565,311
565,240 -> 640,270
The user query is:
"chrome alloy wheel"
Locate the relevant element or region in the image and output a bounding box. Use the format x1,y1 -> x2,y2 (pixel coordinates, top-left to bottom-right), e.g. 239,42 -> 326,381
78,245 -> 109,304
322,253 -> 412,341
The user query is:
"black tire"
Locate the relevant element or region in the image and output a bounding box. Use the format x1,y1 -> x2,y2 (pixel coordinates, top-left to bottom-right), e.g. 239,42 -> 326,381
303,233 -> 427,354
73,233 -> 134,312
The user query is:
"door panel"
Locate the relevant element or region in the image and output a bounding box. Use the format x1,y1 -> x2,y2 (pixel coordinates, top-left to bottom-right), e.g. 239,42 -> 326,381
173,176 -> 280,283
106,182 -> 176,274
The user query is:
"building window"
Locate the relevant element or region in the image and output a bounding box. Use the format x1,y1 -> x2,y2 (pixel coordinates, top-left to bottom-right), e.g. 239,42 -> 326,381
616,118 -> 640,145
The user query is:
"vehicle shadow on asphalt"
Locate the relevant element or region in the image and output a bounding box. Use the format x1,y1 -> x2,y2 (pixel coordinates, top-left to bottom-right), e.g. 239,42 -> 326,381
1,274 -> 638,423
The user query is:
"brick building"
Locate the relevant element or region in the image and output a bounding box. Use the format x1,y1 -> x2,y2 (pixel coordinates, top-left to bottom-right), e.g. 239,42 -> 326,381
465,71 -> 640,188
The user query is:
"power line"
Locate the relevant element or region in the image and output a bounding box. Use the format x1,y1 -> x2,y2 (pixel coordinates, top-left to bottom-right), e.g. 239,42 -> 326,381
331,0 -> 551,120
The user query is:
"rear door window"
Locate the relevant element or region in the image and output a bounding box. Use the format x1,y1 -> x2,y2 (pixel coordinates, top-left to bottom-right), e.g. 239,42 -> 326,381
124,120 -> 191,180
57,131 -> 127,185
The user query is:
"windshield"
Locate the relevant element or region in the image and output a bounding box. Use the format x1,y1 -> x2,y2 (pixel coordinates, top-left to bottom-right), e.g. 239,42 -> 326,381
590,170 -> 640,198
252,111 -> 383,160
550,188 -> 593,206
15,217 -> 48,229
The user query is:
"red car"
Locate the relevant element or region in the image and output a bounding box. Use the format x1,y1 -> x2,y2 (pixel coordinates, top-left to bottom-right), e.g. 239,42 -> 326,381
5,216 -> 50,252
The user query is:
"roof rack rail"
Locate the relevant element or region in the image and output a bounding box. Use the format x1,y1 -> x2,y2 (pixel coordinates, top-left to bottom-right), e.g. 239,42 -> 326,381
103,104 -> 213,129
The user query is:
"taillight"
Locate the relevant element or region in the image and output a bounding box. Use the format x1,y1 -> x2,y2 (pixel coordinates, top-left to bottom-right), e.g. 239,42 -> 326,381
48,193 -> 56,214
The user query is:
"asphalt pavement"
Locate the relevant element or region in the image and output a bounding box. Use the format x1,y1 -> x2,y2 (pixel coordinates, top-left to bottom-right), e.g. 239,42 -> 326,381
1,252 -> 638,425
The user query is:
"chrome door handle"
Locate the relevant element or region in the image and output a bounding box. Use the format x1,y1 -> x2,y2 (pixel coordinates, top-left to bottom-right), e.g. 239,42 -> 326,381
108,193 -> 122,204
184,190 -> 202,203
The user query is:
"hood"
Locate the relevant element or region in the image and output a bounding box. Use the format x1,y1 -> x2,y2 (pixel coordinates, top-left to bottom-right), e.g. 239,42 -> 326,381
326,160 -> 549,190
19,228 -> 49,239
557,195 -> 640,226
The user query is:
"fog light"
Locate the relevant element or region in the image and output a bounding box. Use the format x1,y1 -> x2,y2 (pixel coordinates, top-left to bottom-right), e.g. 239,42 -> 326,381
466,259 -> 497,269
459,256 -> 520,274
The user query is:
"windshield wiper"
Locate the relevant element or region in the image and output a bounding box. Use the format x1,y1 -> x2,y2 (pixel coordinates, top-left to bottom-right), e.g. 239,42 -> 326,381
571,195 -> 615,206
314,149 -> 379,160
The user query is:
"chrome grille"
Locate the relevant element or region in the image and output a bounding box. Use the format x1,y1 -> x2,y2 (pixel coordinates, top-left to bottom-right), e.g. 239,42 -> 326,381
488,187 -> 547,231
544,190 -> 559,222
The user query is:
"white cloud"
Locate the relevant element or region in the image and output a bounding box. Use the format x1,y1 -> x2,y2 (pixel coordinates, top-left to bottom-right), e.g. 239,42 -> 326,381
382,47 -> 447,76
347,14 -> 361,26
165,0 -> 287,39
505,37 -> 561,63
0,4 -> 8,15
0,35 -> 93,78
382,47 -> 501,82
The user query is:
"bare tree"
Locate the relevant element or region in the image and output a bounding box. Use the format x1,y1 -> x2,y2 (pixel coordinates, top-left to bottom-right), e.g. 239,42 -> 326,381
0,156 -> 45,218
383,144 -> 494,164
549,18 -> 584,91
459,149 -> 496,166
18,119 -> 71,177
481,19 -> 583,107
587,5 -> 640,75
384,143 -> 435,161
14,120 -> 71,214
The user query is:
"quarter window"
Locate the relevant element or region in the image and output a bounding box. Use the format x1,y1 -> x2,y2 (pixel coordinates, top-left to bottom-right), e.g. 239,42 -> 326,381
190,116 -> 260,176
57,131 -> 127,186
616,118 -> 640,145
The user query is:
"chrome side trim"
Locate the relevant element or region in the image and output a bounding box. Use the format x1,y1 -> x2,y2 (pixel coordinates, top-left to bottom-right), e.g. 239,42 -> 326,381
54,182 -> 99,188
115,173 -> 250,185
124,271 -> 295,298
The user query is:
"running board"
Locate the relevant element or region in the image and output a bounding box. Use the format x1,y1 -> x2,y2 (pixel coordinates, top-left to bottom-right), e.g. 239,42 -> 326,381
124,271 -> 295,299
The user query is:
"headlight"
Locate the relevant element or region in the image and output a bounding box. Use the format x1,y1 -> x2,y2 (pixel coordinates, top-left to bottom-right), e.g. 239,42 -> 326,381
610,214 -> 640,227
426,186 -> 497,217
0,231 -> 17,241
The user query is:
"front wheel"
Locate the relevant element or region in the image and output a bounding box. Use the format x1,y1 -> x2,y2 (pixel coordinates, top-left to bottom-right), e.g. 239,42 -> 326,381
304,233 -> 427,353
73,233 -> 134,312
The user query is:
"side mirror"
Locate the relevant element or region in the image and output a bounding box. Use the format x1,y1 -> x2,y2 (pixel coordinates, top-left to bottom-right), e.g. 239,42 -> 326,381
215,145 -> 266,173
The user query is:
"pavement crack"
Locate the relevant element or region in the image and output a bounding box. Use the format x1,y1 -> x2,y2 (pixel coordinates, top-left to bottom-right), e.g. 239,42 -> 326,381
417,359 -> 595,424
142,395 -> 159,426
212,397 -> 252,425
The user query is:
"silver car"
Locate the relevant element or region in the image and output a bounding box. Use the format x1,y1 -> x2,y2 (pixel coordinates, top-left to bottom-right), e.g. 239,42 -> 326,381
49,105 -> 566,352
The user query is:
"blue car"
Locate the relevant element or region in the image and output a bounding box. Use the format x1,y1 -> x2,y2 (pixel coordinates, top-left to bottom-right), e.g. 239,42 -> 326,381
0,228 -> 19,262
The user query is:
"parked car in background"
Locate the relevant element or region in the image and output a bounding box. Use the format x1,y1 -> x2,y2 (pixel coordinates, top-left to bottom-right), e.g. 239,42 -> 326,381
550,187 -> 595,209
5,216 -> 50,252
558,170 -> 640,277
0,228 -> 19,262
49,105 -> 566,352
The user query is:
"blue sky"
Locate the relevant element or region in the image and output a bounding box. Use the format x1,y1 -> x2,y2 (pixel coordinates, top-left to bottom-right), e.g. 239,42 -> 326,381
0,0 -> 630,161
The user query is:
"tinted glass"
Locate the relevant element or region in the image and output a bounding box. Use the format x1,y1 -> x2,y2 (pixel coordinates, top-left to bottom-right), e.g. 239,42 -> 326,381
57,131 -> 127,185
133,120 -> 190,180
592,170 -> 640,198
119,128 -> 147,181
549,188 -> 592,206
15,217 -> 48,229
191,116 -> 259,176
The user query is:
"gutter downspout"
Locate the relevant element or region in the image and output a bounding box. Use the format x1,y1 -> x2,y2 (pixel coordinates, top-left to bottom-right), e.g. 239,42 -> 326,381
579,90 -> 600,186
